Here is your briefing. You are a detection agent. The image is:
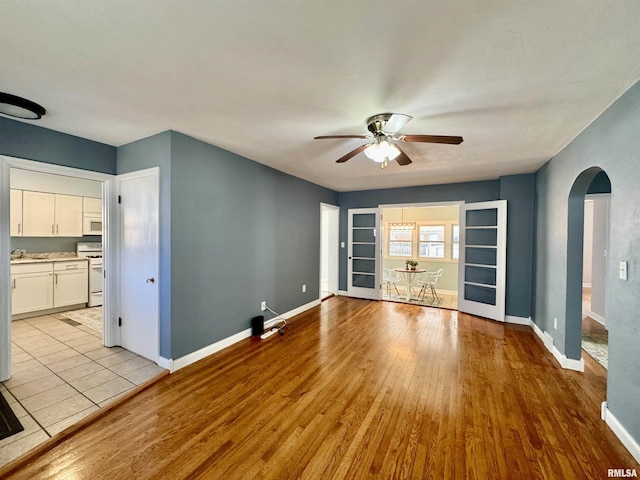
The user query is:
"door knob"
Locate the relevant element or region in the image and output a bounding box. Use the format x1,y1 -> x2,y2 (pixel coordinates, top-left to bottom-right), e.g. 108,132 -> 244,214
146,277 -> 155,283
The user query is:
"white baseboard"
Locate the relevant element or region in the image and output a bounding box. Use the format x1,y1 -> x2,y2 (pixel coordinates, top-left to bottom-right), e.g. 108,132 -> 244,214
157,356 -> 173,372
551,344 -> 584,371
505,315 -> 531,326
338,290 -> 348,296
165,299 -> 321,373
602,402 -> 640,464
587,310 -> 606,326
530,320 -> 584,371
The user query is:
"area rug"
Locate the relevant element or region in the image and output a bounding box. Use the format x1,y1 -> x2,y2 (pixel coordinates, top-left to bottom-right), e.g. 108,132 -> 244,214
60,307 -> 102,333
582,332 -> 608,370
0,392 -> 23,441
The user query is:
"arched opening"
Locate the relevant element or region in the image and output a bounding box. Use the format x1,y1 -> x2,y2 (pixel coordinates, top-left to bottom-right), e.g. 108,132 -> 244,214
566,168 -> 611,371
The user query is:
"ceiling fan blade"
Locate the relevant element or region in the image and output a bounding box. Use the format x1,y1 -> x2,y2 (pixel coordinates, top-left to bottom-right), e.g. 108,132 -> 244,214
382,113 -> 412,134
400,134 -> 463,144
314,135 -> 370,140
394,145 -> 412,166
336,143 -> 372,163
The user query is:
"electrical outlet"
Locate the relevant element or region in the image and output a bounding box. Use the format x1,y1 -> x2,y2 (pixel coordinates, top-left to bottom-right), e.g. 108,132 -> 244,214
261,301 -> 266,311
554,317 -> 558,329
302,284 -> 306,293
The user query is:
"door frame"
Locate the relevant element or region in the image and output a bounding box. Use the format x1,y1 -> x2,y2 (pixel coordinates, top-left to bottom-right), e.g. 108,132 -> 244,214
320,203 -> 339,299
379,201 -> 464,303
0,155 -> 115,381
115,167 -> 160,362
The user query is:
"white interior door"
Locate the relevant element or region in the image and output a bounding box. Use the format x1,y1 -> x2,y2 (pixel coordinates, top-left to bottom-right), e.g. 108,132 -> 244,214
347,208 -> 380,300
457,200 -> 507,321
117,169 -> 159,362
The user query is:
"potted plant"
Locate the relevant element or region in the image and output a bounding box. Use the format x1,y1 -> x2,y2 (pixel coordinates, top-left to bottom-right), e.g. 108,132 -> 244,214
408,260 -> 418,270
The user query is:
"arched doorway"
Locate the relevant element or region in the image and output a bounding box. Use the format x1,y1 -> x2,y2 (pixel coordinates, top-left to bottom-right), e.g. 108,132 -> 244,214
566,168 -> 611,370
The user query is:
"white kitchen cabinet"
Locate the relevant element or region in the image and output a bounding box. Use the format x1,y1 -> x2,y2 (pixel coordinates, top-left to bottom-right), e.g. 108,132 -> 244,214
22,191 -> 55,236
83,197 -> 101,214
54,261 -> 88,307
22,191 -> 83,237
11,263 -> 54,315
55,194 -> 83,237
10,189 -> 23,236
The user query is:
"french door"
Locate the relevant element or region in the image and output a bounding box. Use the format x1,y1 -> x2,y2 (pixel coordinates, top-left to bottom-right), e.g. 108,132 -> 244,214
347,208 -> 380,300
457,200 -> 507,321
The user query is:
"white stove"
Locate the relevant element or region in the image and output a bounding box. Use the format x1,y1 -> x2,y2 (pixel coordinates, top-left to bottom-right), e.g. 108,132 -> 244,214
77,242 -> 103,307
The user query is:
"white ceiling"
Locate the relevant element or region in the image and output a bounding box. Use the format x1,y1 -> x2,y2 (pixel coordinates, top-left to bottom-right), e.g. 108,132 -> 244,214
2,1 -> 640,192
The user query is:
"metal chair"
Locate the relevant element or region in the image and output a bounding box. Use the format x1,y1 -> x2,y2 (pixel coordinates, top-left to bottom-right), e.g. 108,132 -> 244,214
417,268 -> 444,301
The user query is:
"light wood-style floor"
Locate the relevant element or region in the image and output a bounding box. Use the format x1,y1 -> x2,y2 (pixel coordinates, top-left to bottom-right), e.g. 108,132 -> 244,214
2,297 -> 637,479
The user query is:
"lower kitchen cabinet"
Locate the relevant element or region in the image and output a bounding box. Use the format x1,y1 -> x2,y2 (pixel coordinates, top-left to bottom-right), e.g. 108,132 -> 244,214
11,263 -> 54,315
54,261 -> 88,307
11,260 -> 88,316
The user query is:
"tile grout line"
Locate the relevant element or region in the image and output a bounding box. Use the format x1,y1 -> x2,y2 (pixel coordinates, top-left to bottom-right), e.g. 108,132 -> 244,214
5,317 -> 150,439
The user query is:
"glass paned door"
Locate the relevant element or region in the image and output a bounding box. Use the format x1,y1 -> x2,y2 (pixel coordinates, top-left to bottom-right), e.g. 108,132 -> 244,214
348,208 -> 380,300
457,200 -> 507,321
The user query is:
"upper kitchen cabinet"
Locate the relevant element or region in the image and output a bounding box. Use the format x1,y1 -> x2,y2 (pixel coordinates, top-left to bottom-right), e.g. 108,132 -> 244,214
83,197 -> 101,214
55,194 -> 83,236
22,191 -> 83,237
10,189 -> 23,236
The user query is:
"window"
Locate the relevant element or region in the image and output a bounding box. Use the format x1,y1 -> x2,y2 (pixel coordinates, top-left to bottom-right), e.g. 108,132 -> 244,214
452,225 -> 460,259
419,225 -> 445,258
388,229 -> 412,257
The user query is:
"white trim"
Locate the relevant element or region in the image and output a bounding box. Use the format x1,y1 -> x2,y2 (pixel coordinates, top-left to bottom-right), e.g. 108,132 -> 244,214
0,155 -> 114,382
168,299 -> 320,372
582,282 -> 592,288
551,345 -> 584,371
587,310 -> 606,325
338,290 -> 348,296
157,357 -> 174,372
505,315 -> 531,326
320,203 -> 340,298
530,320 -> 584,371
602,402 -> 640,464
116,167 -> 160,362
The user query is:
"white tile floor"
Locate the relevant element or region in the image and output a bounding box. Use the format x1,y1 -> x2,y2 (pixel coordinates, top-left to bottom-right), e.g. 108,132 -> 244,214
0,313 -> 166,467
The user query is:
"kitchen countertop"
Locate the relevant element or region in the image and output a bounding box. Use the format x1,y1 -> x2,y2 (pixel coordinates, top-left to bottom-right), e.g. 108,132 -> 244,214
10,254 -> 88,265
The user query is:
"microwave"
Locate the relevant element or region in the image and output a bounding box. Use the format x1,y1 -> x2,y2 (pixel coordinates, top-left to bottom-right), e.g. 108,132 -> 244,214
83,214 -> 102,235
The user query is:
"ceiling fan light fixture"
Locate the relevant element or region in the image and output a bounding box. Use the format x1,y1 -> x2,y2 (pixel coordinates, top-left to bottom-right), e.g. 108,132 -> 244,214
364,138 -> 399,163
0,92 -> 46,120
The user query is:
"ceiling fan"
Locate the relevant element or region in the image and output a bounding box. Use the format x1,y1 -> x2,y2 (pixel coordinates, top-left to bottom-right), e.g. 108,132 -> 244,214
314,113 -> 463,168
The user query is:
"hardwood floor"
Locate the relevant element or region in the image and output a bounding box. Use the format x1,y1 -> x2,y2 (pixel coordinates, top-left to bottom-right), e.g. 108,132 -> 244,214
1,297 -> 637,479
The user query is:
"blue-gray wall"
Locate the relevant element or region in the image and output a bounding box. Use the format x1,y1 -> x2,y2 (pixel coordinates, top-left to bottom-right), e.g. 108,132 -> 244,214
117,131 -> 338,359
169,132 -> 337,358
534,79 -> 640,444
338,177 -> 536,319
500,174 -> 535,318
0,116 -> 116,173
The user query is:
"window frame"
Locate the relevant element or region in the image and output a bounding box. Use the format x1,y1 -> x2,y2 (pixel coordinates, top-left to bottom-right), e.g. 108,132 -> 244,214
384,220 -> 460,262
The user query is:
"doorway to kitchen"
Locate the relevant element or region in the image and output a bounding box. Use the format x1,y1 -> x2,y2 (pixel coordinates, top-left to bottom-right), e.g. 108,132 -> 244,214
1,156 -> 116,382
380,203 -> 460,310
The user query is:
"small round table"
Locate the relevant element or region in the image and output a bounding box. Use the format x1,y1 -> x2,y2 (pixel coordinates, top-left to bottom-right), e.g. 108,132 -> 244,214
393,268 -> 426,301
